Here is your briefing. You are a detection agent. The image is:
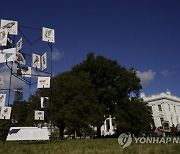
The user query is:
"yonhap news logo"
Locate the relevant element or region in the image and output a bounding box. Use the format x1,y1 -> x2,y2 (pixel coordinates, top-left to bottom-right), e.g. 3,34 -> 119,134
118,132 -> 180,148
118,132 -> 132,148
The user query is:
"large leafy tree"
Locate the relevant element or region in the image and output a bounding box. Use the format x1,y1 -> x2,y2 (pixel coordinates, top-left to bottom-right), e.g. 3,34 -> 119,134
43,72 -> 103,139
71,52 -> 151,136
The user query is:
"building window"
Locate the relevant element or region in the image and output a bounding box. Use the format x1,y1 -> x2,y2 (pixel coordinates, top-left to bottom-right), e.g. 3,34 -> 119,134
158,104 -> 162,112
174,106 -> 176,113
160,117 -> 164,125
168,104 -> 170,111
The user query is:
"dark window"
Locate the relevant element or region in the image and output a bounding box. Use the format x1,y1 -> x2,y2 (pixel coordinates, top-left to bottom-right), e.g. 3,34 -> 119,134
158,105 -> 162,112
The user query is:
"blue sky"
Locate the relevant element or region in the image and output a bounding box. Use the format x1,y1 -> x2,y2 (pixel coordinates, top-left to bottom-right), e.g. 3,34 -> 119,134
1,0 -> 180,100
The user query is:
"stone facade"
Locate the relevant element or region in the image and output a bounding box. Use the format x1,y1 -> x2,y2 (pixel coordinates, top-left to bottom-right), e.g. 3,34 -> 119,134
142,90 -> 180,128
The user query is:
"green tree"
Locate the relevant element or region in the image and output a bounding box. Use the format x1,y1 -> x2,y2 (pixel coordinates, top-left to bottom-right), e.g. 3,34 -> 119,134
71,52 -> 151,136
115,97 -> 153,135
43,72 -> 102,139
11,100 -> 29,126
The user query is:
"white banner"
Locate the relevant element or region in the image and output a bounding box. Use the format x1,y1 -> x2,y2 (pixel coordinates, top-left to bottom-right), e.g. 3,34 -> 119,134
41,97 -> 49,108
42,27 -> 55,43
37,77 -> 50,88
32,53 -> 41,69
1,19 -> 18,35
0,106 -> 11,119
0,48 -> 16,63
41,52 -> 47,71
0,29 -> 8,46
35,110 -> 44,120
0,94 -> 6,107
6,127 -> 50,141
16,52 -> 26,65
16,37 -> 22,52
21,67 -> 31,77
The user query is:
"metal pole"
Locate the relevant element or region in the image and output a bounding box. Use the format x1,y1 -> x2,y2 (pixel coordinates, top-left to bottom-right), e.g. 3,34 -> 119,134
50,42 -> 53,141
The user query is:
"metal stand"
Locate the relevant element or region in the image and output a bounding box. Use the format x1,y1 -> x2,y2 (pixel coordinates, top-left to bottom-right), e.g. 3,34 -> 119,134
0,23 -> 54,141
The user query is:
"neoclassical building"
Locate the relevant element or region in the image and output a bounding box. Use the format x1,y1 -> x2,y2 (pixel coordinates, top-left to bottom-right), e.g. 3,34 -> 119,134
101,90 -> 180,135
141,90 -> 180,128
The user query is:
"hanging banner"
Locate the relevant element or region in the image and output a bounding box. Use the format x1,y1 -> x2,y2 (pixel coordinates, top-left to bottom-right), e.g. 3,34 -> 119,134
0,76 -> 3,87
16,37 -> 22,52
41,97 -> 49,108
21,67 -> 31,77
6,127 -> 50,141
14,89 -> 23,101
1,19 -> 18,35
0,48 -> 16,63
16,52 -> 26,65
41,52 -> 47,71
0,106 -> 11,119
34,111 -> 44,120
0,94 -> 6,107
37,77 -> 50,88
32,53 -> 41,69
0,29 -> 8,46
42,27 -> 55,43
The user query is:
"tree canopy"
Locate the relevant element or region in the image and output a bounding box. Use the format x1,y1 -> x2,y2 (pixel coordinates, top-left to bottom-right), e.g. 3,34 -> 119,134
10,52 -> 153,138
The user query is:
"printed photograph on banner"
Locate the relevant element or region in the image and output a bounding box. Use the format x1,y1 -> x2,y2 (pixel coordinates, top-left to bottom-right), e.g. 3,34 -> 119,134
14,89 -> 23,101
16,52 -> 26,65
1,19 -> 18,35
0,48 -> 16,63
32,53 -> 41,69
0,76 -> 3,87
41,52 -> 47,71
6,37 -> 13,48
34,111 -> 44,120
21,67 -> 31,77
41,97 -> 49,108
0,107 -> 11,120
0,29 -> 8,46
37,77 -> 50,88
16,37 -> 22,52
42,27 -> 55,43
0,94 -> 6,107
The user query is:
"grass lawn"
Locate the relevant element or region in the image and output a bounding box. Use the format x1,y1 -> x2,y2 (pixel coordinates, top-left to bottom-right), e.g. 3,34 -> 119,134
0,138 -> 180,154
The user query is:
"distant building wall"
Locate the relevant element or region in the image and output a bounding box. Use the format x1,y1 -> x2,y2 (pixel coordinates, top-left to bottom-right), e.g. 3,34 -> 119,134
142,90 -> 180,128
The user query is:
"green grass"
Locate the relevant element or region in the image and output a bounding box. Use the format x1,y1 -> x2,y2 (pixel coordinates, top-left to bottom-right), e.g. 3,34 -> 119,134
0,138 -> 180,154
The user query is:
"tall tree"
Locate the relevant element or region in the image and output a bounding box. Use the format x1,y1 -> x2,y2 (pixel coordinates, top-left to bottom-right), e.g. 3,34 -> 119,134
71,52 -> 145,136
43,72 -> 103,139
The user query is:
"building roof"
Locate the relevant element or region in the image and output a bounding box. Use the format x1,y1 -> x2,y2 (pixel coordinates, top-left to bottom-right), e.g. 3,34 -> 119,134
142,90 -> 180,103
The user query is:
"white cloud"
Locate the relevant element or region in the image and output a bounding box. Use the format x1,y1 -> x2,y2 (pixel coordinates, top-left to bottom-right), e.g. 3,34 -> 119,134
161,70 -> 173,77
0,64 -> 24,91
51,48 -> 64,61
136,70 -> 156,86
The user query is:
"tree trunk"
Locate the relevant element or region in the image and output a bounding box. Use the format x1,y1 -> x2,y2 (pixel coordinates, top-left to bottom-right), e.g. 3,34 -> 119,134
96,125 -> 101,138
59,124 -> 65,140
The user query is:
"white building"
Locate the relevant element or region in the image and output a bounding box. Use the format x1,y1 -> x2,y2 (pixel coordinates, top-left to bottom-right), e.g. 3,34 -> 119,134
101,90 -> 180,135
100,116 -> 115,136
142,90 -> 180,128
